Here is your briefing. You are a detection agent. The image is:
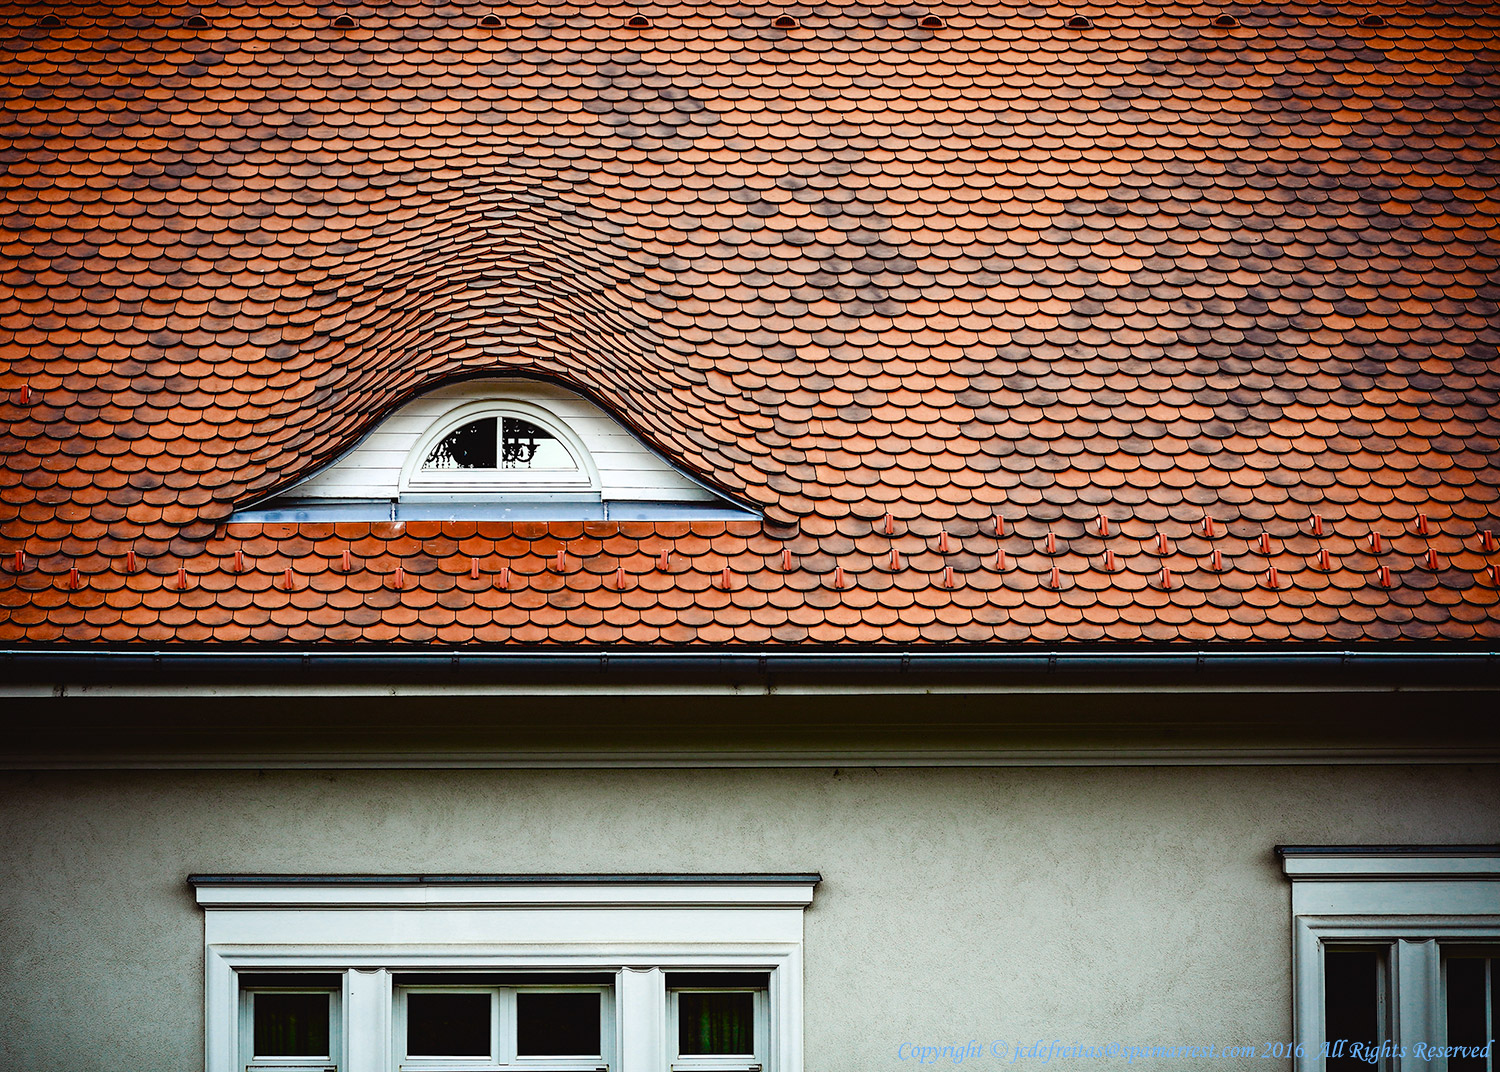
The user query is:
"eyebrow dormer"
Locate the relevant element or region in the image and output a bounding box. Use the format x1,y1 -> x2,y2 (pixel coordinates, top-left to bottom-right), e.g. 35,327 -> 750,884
233,379 -> 754,523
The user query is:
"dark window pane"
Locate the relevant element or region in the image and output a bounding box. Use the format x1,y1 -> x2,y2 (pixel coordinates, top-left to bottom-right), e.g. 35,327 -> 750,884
1447,958 -> 1489,1072
666,974 -> 769,990
254,992 -> 330,1057
424,418 -> 497,470
1325,950 -> 1379,1072
679,992 -> 754,1056
517,992 -> 601,1055
407,993 -> 491,1057
241,974 -> 342,989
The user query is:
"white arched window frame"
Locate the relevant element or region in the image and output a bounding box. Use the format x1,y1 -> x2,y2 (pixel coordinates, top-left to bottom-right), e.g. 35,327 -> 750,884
401,400 -> 602,497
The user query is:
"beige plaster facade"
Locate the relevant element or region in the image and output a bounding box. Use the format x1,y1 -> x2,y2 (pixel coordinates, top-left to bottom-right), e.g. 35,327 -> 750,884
3,763 -> 1498,1072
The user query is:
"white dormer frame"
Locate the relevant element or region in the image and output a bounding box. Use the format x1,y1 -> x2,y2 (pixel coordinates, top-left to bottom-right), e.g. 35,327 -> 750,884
400,399 -> 601,497
232,379 -> 759,522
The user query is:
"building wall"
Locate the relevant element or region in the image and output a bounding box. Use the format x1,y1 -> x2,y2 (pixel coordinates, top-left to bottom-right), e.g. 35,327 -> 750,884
2,764 -> 1497,1072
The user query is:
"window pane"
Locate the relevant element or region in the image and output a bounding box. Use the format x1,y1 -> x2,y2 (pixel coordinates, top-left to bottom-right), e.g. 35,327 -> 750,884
407,993 -> 491,1057
424,418 -> 498,470
254,992 -> 330,1057
679,992 -> 754,1056
516,992 -> 601,1056
500,418 -> 570,470
1325,950 -> 1380,1072
1447,958 -> 1490,1072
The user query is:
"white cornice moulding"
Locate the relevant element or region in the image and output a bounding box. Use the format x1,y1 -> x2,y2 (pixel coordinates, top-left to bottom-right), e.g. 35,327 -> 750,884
12,746 -> 1500,770
1279,848 -> 1500,881
192,876 -> 820,910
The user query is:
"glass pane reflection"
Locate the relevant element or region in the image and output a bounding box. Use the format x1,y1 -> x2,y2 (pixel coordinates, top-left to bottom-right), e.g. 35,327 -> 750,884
679,993 -> 754,1056
254,992 -> 330,1057
517,992 -> 601,1055
407,992 -> 491,1057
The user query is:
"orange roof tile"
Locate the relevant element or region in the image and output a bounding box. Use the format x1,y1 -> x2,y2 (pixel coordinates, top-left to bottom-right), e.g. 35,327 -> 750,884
2,0 -> 1500,646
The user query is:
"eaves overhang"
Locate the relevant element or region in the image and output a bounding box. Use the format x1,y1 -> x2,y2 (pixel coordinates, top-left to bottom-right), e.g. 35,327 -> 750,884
4,646 -> 1499,769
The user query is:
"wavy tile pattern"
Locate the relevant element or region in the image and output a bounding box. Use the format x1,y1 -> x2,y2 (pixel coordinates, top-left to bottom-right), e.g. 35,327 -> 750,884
1,1 -> 1499,643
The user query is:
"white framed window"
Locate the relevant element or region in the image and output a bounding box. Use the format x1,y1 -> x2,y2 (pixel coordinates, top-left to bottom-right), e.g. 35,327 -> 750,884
241,978 -> 343,1072
1279,846 -> 1500,1072
193,875 -> 817,1072
668,977 -> 768,1072
393,980 -> 614,1071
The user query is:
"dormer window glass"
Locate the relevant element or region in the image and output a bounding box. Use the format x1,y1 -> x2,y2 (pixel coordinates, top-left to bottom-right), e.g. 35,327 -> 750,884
422,417 -> 572,473
403,403 -> 594,494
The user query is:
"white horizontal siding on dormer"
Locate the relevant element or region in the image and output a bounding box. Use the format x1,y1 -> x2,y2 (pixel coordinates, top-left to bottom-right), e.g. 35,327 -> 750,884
291,379 -> 720,504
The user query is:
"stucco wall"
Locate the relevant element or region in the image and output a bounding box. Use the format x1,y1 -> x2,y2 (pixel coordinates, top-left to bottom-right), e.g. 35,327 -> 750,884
2,765 -> 1497,1072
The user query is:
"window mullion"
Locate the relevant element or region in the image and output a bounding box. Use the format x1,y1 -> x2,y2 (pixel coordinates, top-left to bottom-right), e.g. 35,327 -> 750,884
1394,939 -> 1443,1072
499,988 -> 516,1067
618,968 -> 666,1072
346,968 -> 391,1072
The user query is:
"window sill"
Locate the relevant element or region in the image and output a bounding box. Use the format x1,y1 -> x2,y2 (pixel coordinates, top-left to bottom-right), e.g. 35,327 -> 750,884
227,500 -> 761,523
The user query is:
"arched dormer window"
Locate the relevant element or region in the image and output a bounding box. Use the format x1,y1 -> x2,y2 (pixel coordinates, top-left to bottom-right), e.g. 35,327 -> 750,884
233,379 -> 753,523
402,400 -> 599,496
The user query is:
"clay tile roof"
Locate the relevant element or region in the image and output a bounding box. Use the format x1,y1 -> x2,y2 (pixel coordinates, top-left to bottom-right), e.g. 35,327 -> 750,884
2,0 -> 1500,647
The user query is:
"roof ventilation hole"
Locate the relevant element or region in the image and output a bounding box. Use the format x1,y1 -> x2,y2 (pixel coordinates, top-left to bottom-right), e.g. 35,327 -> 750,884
773,15 -> 799,28
38,12 -> 62,26
332,14 -> 357,27
1360,13 -> 1386,26
1212,13 -> 1239,27
919,14 -> 945,28
1065,14 -> 1094,29
185,13 -> 210,28
625,13 -> 650,27
480,13 -> 504,26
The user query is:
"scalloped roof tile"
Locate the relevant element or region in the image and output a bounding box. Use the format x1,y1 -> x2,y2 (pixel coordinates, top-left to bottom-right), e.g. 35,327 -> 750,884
2,0 -> 1500,645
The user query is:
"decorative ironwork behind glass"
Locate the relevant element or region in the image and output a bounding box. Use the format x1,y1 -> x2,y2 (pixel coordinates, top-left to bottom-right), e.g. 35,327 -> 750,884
424,417 -> 559,470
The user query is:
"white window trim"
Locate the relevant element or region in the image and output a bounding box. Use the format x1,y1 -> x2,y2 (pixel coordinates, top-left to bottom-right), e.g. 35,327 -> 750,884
668,986 -> 769,1072
1279,846 -> 1500,1072
401,400 -> 601,496
194,876 -> 817,1072
241,984 -> 343,1072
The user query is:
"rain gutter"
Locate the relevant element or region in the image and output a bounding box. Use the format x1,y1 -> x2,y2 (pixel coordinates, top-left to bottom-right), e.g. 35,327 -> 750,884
1,647 -> 1497,693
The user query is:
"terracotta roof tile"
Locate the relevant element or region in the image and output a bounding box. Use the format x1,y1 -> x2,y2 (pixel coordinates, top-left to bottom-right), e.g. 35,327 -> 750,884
2,0 -> 1499,646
